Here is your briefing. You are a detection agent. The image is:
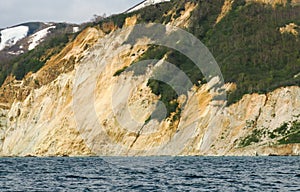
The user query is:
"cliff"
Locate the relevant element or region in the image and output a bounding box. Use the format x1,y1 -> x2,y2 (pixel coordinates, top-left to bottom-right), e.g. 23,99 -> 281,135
0,0 -> 299,156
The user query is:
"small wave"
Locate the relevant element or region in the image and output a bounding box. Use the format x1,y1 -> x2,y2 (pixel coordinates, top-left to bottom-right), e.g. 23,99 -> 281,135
184,174 -> 205,179
65,175 -> 88,179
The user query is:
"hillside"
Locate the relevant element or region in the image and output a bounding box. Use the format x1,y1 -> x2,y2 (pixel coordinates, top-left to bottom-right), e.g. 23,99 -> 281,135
0,22 -> 80,85
0,0 -> 299,156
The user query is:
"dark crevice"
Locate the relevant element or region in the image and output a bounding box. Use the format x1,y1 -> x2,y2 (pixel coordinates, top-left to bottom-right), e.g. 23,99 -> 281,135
128,123 -> 146,150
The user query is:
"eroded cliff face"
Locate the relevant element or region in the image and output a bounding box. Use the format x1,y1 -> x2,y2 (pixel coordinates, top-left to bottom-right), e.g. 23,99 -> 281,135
184,86 -> 300,156
0,3 -> 299,157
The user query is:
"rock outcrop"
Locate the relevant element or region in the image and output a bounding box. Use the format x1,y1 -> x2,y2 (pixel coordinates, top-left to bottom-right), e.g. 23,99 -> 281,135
280,23 -> 299,36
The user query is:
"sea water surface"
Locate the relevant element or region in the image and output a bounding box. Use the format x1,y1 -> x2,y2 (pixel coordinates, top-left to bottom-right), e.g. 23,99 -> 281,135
0,156 -> 300,191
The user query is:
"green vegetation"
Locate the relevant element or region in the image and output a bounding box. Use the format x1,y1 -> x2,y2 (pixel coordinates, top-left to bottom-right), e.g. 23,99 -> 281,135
239,120 -> 300,147
144,48 -> 205,120
189,0 -> 225,39
147,79 -> 179,119
277,121 -> 300,144
239,128 -> 264,147
23,22 -> 44,35
273,122 -> 289,135
136,0 -> 179,24
12,33 -> 69,80
204,1 -> 300,104
131,45 -> 169,76
113,66 -> 128,76
278,132 -> 300,144
92,0 -> 174,32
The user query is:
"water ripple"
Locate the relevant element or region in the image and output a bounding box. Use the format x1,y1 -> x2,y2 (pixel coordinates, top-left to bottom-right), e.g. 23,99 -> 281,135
0,156 -> 299,191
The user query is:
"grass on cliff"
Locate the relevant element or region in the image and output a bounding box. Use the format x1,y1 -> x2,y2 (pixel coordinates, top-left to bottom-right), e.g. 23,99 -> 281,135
239,120 -> 300,147
239,128 -> 264,147
277,121 -> 300,144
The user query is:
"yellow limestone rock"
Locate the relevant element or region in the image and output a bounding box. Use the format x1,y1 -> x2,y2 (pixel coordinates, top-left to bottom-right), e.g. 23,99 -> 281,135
279,23 -> 299,36
169,2 -> 197,28
216,0 -> 235,24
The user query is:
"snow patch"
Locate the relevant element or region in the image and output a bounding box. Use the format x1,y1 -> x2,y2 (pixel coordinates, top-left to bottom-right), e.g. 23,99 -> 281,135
28,26 -> 56,50
73,27 -> 80,33
127,0 -> 171,13
8,50 -> 24,55
0,26 -> 29,51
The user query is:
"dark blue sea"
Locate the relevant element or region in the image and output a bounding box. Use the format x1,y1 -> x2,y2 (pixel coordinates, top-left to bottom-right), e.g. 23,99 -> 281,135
0,156 -> 300,191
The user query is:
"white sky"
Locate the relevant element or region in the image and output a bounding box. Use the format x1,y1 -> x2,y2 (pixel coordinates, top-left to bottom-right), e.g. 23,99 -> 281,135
0,0 -> 142,28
